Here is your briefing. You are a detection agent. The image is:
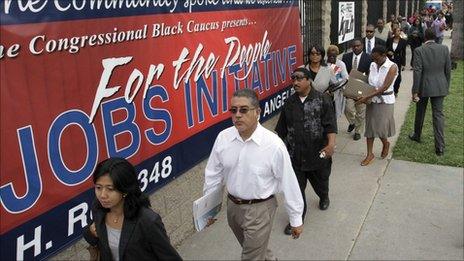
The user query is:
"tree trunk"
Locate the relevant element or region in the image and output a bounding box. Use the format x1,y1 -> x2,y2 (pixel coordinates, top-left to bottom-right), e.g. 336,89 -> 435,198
450,0 -> 463,62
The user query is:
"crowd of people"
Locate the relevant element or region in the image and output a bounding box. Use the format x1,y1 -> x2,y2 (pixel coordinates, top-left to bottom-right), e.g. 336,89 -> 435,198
80,4 -> 453,261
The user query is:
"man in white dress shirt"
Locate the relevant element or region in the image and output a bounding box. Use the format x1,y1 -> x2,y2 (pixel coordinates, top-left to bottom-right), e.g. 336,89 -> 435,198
203,89 -> 304,260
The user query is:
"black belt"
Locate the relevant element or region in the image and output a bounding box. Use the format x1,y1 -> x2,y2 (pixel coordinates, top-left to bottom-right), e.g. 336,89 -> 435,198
227,193 -> 274,205
381,91 -> 394,95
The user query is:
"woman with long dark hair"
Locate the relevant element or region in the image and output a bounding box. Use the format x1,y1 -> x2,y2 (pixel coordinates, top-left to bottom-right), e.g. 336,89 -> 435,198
84,157 -> 182,261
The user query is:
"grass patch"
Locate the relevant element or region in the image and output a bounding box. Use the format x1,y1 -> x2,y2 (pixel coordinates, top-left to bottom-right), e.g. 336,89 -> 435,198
393,60 -> 464,167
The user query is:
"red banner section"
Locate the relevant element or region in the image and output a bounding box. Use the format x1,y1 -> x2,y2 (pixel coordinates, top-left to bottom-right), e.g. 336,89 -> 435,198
1,3 -> 302,259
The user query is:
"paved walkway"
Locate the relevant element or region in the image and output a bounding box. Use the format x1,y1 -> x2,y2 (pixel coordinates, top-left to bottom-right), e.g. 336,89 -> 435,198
177,32 -> 463,260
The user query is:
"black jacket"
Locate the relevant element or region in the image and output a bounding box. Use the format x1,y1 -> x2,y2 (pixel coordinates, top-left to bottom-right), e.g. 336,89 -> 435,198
84,206 -> 182,261
386,37 -> 407,67
342,51 -> 372,74
275,89 -> 337,171
362,37 -> 386,53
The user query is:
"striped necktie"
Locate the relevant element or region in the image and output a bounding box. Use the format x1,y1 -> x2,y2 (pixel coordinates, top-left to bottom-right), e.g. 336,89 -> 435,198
353,55 -> 358,71
367,40 -> 372,54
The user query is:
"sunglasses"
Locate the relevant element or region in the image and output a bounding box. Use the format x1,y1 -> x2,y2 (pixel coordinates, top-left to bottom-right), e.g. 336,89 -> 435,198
290,74 -> 306,81
366,30 -> 374,33
229,107 -> 256,114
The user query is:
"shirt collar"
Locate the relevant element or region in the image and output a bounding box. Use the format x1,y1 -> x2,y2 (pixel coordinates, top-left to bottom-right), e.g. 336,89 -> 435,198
303,87 -> 317,100
231,123 -> 263,146
354,52 -> 363,58
379,58 -> 393,69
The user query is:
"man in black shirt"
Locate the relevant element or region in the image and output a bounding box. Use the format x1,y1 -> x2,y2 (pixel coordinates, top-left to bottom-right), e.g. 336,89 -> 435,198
275,67 -> 337,235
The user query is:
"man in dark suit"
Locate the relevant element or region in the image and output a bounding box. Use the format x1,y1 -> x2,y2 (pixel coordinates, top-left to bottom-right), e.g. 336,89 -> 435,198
363,24 -> 386,55
342,39 -> 373,140
409,28 -> 451,156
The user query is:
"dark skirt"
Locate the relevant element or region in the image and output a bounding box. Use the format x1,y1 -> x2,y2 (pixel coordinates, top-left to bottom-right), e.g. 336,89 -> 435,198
365,103 -> 395,138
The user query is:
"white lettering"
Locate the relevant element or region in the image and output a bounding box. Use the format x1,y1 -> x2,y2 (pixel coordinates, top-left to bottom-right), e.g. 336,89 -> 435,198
221,31 -> 271,80
0,43 -> 21,59
3,0 -> 181,15
172,44 -> 219,89
143,64 -> 165,98
54,0 -> 71,11
89,57 -> 133,123
17,226 -> 42,260
184,0 -> 219,13
125,69 -> 144,103
3,0 -> 48,14
68,202 -> 89,236
29,35 -> 45,55
90,58 -> 165,121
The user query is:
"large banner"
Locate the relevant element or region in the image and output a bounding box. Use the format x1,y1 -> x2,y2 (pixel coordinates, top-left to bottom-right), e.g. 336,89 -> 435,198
0,0 -> 302,260
338,1 -> 355,44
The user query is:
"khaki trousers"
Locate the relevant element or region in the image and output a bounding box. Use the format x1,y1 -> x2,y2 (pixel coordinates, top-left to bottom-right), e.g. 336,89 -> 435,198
227,197 -> 277,261
344,98 -> 366,134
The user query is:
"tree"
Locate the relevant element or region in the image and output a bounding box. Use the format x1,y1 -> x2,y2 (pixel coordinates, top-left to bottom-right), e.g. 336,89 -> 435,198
450,0 -> 463,67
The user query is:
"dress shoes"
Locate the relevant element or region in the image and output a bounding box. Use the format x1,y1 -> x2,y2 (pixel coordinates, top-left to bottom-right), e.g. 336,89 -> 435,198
408,133 -> 421,143
353,133 -> 361,140
347,124 -> 355,133
284,223 -> 292,235
319,198 -> 330,210
436,149 -> 444,156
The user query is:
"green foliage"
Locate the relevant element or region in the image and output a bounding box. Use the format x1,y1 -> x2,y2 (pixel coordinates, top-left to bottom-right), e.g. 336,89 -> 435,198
393,61 -> 464,167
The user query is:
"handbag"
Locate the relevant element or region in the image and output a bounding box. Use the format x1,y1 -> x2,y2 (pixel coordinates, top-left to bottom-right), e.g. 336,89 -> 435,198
87,245 -> 100,261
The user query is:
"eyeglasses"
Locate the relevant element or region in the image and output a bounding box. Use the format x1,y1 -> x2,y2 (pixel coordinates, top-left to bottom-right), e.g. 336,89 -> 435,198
229,107 -> 256,114
290,74 -> 306,81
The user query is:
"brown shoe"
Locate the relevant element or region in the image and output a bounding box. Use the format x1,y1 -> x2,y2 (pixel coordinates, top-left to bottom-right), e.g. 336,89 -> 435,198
381,141 -> 390,159
361,154 -> 375,166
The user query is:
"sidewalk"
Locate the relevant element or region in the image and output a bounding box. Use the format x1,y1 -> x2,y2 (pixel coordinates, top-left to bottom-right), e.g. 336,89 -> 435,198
177,31 -> 464,260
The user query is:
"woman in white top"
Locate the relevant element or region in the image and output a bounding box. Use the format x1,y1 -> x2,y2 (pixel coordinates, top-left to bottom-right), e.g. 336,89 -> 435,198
356,46 -> 398,166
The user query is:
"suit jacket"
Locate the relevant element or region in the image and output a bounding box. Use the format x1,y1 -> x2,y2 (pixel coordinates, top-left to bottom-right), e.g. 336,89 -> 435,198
412,41 -> 451,97
362,37 -> 386,54
386,37 -> 407,67
84,206 -> 182,261
342,51 -> 372,74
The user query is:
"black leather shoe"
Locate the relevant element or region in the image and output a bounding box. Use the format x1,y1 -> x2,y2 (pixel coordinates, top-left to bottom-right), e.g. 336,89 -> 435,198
319,198 -> 330,210
353,133 -> 361,140
284,223 -> 292,235
347,124 -> 355,133
436,149 -> 444,156
408,133 -> 421,143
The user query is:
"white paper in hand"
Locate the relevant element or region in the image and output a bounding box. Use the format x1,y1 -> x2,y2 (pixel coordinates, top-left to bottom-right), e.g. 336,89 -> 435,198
192,186 -> 224,231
